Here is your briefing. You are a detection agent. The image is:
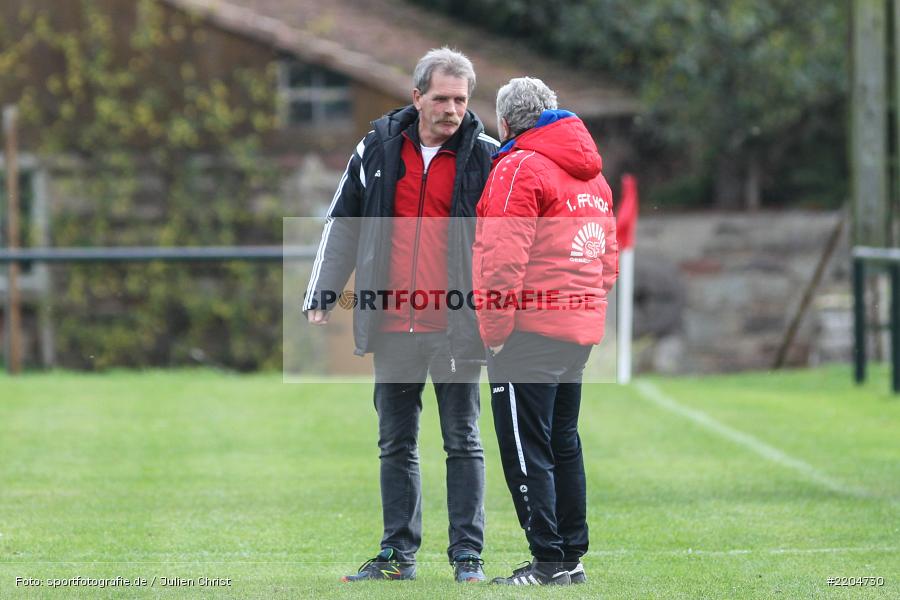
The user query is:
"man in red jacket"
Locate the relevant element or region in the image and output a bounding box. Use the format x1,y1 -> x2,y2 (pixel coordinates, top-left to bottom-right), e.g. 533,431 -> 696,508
473,77 -> 618,586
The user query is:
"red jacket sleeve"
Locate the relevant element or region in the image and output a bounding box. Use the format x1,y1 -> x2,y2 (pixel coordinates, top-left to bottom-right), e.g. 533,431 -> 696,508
473,153 -> 543,346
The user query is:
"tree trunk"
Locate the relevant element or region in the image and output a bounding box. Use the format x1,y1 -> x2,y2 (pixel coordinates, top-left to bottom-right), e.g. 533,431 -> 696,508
713,151 -> 762,211
744,152 -> 761,211
713,153 -> 744,210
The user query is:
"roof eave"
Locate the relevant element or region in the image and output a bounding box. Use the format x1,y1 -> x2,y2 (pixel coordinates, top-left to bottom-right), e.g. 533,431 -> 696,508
159,0 -> 411,103
159,0 -> 641,127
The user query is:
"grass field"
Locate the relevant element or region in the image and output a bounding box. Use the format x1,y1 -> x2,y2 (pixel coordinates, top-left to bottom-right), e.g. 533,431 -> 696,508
1,365 -> 898,599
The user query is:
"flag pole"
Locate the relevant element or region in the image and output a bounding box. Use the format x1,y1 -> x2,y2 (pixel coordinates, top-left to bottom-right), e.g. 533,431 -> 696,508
617,247 -> 635,384
617,174 -> 638,385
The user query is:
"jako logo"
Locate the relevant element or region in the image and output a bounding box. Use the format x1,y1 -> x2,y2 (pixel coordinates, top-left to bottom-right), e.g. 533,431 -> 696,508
570,222 -> 606,263
492,386 -> 505,393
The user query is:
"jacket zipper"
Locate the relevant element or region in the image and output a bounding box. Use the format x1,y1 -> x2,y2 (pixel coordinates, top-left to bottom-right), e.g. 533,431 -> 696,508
408,155 -> 429,332
446,151 -> 462,372
408,145 -> 458,376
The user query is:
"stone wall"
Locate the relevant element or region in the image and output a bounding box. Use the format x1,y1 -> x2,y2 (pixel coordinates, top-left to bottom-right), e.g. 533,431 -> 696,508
631,211 -> 850,374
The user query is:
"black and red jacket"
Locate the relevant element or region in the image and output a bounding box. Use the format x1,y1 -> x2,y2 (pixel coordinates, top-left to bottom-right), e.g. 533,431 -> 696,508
303,105 -> 499,358
380,123 -> 462,333
473,110 -> 618,346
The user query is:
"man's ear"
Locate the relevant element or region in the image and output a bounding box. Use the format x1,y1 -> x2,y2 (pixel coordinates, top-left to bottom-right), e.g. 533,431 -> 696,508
412,88 -> 423,110
499,117 -> 511,142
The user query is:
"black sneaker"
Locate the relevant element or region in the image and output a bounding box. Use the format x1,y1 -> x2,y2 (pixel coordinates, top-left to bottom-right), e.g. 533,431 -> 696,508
490,559 -> 571,586
452,553 -> 485,582
340,548 -> 416,582
565,560 -> 587,584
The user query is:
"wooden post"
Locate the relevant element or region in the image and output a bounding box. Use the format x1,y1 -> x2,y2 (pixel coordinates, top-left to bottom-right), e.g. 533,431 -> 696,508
894,0 -> 900,244
3,105 -> 23,374
851,0 -> 889,247
773,212 -> 846,369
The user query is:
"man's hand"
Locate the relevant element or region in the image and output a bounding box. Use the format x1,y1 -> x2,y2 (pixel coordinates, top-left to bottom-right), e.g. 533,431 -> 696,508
307,309 -> 330,325
490,344 -> 504,356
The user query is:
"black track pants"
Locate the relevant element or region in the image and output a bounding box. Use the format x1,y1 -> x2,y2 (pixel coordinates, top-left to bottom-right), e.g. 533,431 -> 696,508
487,331 -> 592,562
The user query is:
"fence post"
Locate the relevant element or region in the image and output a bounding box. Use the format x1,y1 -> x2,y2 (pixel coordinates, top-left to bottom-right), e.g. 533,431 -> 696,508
892,265 -> 900,392
3,105 -> 23,374
853,257 -> 866,384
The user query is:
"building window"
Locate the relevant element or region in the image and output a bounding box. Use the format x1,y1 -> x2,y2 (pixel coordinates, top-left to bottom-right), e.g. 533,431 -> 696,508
278,57 -> 352,126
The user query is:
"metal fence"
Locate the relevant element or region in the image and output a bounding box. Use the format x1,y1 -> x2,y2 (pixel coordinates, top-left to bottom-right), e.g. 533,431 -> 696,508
1,245 -> 317,373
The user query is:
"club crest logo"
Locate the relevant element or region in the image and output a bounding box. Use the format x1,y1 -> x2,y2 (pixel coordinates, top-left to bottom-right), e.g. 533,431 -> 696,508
570,222 -> 606,263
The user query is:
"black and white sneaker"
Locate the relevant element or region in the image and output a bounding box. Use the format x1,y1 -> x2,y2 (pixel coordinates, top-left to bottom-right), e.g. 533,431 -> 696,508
490,559 -> 571,585
565,560 -> 587,584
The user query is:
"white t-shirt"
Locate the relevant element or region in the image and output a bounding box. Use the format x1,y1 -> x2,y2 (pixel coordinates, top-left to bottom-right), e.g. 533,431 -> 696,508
421,144 -> 440,172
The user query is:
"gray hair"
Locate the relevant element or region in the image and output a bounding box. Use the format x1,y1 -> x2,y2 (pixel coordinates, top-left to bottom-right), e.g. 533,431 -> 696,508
413,47 -> 476,95
496,77 -> 558,137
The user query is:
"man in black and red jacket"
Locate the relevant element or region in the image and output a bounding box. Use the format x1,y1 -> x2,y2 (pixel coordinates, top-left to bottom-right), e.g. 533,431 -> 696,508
474,77 -> 618,586
303,47 -> 499,583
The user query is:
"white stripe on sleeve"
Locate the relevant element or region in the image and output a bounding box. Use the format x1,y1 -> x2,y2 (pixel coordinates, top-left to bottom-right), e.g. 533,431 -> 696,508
478,132 -> 500,147
303,155 -> 353,311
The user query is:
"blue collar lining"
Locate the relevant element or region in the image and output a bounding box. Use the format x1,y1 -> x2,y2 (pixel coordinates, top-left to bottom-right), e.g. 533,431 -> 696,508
495,109 -> 577,157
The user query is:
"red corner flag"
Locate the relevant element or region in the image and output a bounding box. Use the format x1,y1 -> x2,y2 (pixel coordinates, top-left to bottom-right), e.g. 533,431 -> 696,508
618,174 -> 638,249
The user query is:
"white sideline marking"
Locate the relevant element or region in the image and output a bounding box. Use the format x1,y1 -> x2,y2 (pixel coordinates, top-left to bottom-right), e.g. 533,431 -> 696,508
590,545 -> 899,558
634,381 -> 873,499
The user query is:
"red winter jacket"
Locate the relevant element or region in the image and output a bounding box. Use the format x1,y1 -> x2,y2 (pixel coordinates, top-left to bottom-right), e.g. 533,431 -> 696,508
380,129 -> 457,333
472,110 -> 618,346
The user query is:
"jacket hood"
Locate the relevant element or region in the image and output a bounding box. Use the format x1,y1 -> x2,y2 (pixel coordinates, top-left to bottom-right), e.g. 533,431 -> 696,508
499,110 -> 602,181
